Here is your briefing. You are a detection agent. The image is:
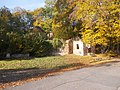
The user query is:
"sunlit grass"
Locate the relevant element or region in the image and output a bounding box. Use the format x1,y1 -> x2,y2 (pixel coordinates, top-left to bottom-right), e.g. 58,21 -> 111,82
0,56 -> 66,69
0,54 -> 114,70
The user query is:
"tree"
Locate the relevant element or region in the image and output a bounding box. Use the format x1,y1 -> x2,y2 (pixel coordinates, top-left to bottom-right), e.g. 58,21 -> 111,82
72,0 -> 120,54
0,6 -> 13,57
0,6 -> 13,31
52,0 -> 82,40
0,6 -> 53,58
12,7 -> 33,32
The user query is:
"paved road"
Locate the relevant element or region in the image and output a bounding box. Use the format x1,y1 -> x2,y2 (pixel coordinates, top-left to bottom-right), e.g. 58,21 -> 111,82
4,61 -> 120,90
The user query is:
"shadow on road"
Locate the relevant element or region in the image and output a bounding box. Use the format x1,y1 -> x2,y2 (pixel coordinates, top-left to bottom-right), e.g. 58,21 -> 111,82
0,63 -> 85,85
0,68 -> 47,84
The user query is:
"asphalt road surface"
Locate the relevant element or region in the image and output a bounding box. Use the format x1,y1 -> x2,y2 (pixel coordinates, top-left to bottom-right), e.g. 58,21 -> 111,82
4,61 -> 120,90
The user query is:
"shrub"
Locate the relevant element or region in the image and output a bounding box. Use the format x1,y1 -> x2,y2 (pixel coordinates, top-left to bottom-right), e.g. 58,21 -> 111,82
0,30 -> 53,58
51,38 -> 63,50
24,32 -> 53,57
107,50 -> 117,57
32,41 -> 53,57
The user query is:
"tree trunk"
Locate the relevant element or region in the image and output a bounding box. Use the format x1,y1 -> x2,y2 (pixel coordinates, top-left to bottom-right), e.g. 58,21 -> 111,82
101,46 -> 108,54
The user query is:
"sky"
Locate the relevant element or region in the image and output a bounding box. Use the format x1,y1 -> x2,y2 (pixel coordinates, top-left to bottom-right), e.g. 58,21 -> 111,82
0,0 -> 45,11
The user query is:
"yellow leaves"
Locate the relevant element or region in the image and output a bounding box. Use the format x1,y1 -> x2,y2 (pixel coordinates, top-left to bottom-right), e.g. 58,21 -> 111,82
109,19 -> 115,23
32,8 -> 44,18
82,29 -> 94,44
52,21 -> 62,29
54,0 -> 120,45
33,20 -> 39,26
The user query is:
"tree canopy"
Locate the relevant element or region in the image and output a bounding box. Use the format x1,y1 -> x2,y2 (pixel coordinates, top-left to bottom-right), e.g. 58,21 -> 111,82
0,0 -> 120,58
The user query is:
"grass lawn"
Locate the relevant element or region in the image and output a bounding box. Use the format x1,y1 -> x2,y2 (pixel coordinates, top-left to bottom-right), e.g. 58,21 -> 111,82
0,55 -> 94,70
0,54 -> 116,89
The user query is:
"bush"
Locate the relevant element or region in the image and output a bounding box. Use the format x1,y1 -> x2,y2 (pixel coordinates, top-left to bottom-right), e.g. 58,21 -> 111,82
32,41 -> 53,57
51,38 -> 63,50
0,29 -> 10,58
23,32 -> 53,57
0,30 -> 53,58
107,50 -> 118,57
14,31 -> 53,57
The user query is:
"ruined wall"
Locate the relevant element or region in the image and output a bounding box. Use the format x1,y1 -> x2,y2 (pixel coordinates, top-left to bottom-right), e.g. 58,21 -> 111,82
59,39 -> 91,56
73,40 -> 85,56
63,39 -> 73,54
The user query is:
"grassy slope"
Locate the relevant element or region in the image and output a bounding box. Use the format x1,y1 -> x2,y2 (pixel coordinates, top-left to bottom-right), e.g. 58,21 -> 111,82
0,54 -> 116,89
0,55 -> 94,70
0,54 -> 113,70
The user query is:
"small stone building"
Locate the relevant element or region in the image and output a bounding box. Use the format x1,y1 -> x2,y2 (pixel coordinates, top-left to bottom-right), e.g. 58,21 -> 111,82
60,39 -> 90,56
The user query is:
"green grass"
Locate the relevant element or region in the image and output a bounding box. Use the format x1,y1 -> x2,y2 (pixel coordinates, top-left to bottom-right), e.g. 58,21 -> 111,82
0,56 -> 67,70
0,54 -> 112,70
0,54 -> 116,88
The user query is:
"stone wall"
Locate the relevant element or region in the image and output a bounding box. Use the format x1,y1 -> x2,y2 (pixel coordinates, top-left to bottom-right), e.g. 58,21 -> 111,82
6,53 -> 30,58
56,39 -> 93,56
63,39 -> 73,54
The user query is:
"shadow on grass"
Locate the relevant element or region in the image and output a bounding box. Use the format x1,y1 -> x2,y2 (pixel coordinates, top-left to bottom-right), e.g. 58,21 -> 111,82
0,60 -> 119,85
0,63 -> 85,85
54,63 -> 85,69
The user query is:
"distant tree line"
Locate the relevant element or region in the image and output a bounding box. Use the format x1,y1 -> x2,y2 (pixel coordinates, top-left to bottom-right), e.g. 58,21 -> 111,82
0,0 -> 120,58
0,6 -> 53,58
